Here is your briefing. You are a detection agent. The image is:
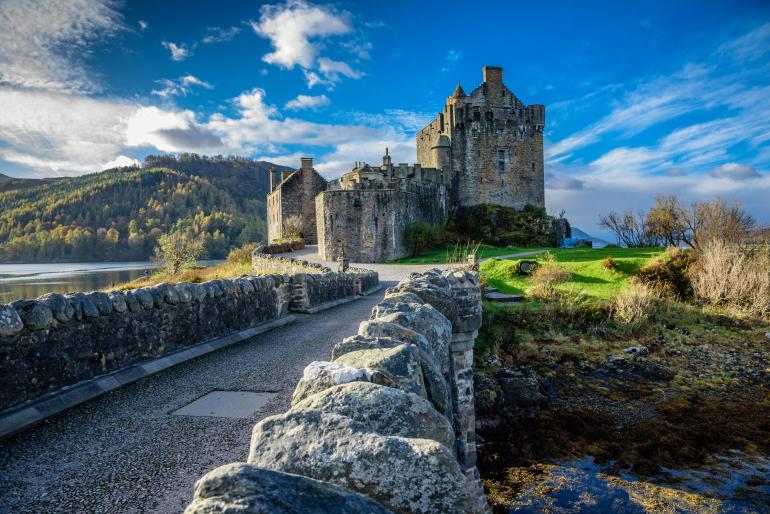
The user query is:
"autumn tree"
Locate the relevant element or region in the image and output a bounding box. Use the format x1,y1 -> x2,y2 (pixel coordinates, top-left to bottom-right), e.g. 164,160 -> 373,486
153,232 -> 204,275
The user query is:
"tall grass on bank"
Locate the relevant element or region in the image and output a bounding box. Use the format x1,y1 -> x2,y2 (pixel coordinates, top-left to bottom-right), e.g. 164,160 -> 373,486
113,244 -> 259,290
691,240 -> 770,317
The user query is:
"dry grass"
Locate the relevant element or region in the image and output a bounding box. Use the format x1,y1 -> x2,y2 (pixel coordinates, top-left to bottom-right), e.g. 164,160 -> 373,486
527,264 -> 572,301
611,284 -> 657,327
113,259 -> 257,290
691,240 -> 770,317
601,256 -> 618,271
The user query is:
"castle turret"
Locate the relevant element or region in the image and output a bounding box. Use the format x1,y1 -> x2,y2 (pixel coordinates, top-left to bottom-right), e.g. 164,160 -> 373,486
431,134 -> 451,170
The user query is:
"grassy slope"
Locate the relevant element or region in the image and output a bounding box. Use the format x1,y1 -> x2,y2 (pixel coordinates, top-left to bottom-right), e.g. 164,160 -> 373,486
393,245 -> 543,264
481,247 -> 664,300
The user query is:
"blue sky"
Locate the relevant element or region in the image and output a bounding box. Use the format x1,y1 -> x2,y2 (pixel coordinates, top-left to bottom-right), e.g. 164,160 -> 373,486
1,0 -> 769,234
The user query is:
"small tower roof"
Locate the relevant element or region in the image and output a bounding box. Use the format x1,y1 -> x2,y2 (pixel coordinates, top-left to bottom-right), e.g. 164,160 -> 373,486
452,82 -> 466,97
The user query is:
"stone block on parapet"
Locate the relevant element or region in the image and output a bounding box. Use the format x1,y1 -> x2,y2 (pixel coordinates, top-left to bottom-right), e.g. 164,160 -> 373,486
248,410 -> 483,514
185,463 -> 392,514
292,381 -> 454,449
332,334 -> 450,416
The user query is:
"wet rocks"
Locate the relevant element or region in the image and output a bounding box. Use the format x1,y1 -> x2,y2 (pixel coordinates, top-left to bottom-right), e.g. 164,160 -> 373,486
0,304 -> 23,337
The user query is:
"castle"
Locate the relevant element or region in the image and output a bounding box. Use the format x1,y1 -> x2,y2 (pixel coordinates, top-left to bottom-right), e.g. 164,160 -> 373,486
267,66 -> 546,262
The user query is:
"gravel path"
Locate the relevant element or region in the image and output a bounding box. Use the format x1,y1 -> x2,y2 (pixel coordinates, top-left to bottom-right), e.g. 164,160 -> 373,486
0,258 -> 445,514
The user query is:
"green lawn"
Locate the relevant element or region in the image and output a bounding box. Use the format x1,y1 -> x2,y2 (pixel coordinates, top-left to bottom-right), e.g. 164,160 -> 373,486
481,247 -> 665,300
393,245 -> 543,264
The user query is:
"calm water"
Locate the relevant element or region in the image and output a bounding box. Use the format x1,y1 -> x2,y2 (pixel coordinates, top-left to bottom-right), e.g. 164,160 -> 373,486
0,261 -> 221,303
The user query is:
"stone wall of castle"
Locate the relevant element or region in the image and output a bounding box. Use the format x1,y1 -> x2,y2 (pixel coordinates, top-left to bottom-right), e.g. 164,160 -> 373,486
316,185 -> 447,263
416,66 -> 545,209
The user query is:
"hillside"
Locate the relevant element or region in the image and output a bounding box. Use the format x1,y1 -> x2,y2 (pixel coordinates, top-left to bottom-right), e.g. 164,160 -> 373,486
0,155 -> 292,262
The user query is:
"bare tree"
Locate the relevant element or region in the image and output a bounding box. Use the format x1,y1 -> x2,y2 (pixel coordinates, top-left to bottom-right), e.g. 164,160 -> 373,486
647,194 -> 686,246
679,198 -> 754,250
598,210 -> 660,247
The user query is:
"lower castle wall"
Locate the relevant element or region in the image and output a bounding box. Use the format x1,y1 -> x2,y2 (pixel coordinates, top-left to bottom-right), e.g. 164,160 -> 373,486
316,189 -> 446,263
185,268 -> 490,514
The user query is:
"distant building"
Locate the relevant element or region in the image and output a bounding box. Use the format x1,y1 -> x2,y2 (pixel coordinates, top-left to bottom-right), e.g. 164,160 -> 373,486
266,66 -> 547,261
266,157 -> 327,244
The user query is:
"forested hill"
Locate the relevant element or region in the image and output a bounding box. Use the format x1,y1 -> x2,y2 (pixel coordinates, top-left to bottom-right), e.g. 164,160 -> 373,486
0,155 -> 293,263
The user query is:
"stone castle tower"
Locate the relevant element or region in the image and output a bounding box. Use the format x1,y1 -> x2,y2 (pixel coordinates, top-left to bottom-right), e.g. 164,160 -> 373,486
266,65 -> 548,261
416,66 -> 545,208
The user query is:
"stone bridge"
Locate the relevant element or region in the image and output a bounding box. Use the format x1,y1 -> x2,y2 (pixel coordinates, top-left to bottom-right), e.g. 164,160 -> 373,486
0,247 -> 488,513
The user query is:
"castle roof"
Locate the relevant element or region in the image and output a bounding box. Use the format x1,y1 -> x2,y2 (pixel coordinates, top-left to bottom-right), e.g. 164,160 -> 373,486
452,82 -> 466,97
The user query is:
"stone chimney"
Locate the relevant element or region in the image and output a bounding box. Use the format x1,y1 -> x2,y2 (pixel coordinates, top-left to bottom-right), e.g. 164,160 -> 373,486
269,167 -> 275,192
281,170 -> 291,182
300,157 -> 313,172
482,65 -> 504,99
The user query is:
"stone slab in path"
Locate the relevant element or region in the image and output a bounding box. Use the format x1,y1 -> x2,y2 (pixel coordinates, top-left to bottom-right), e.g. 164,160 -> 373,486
486,292 -> 523,303
173,391 -> 277,418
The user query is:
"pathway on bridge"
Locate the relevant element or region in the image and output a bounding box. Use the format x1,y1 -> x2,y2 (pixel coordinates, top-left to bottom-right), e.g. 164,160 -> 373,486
0,259 -> 444,514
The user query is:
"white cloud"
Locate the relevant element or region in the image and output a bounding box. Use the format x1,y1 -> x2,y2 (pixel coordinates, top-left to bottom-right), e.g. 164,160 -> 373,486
717,22 -> 770,62
441,49 -> 461,73
138,20 -> 148,31
102,155 -> 140,169
151,74 -> 213,97
162,41 -> 192,61
202,26 -> 241,44
251,0 -> 363,88
285,94 -> 330,110
710,162 -> 761,181
0,0 -> 123,93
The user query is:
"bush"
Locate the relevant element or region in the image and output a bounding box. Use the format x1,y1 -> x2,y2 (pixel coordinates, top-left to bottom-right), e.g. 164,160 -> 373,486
153,232 -> 204,275
226,243 -> 259,265
282,215 -> 304,240
690,240 -> 770,317
601,256 -> 618,271
447,203 -> 556,247
404,222 -> 446,256
531,264 -> 572,287
636,248 -> 695,300
612,284 -> 657,327
527,263 -> 572,301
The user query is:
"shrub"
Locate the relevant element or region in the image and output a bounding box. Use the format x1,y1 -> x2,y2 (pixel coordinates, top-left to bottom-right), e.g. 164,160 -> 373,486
636,248 -> 695,300
226,243 -> 259,265
601,256 -> 618,271
282,215 -> 304,240
527,263 -> 572,301
612,284 -> 657,327
404,222 -> 446,256
690,240 -> 770,317
531,264 -> 572,287
447,203 -> 556,247
153,232 -> 204,275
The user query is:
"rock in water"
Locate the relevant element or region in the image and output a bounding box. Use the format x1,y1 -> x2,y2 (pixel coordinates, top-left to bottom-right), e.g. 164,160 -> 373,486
185,463 -> 392,514
248,410 -> 481,514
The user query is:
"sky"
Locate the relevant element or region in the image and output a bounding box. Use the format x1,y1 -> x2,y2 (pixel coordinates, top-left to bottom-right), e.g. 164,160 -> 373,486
1,0 -> 769,236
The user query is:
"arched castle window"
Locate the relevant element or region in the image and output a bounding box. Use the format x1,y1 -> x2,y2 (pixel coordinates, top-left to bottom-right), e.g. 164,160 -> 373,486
497,150 -> 505,172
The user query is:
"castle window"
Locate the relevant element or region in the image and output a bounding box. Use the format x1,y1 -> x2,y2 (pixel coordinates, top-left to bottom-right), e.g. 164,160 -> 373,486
498,150 -> 505,172
532,163 -> 536,174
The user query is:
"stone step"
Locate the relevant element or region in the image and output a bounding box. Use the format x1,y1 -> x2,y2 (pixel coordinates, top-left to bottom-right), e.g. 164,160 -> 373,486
485,292 -> 523,303
484,287 -> 499,294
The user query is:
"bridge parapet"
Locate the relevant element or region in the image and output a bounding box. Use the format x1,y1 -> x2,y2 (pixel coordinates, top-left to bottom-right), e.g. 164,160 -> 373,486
186,268 -> 490,513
